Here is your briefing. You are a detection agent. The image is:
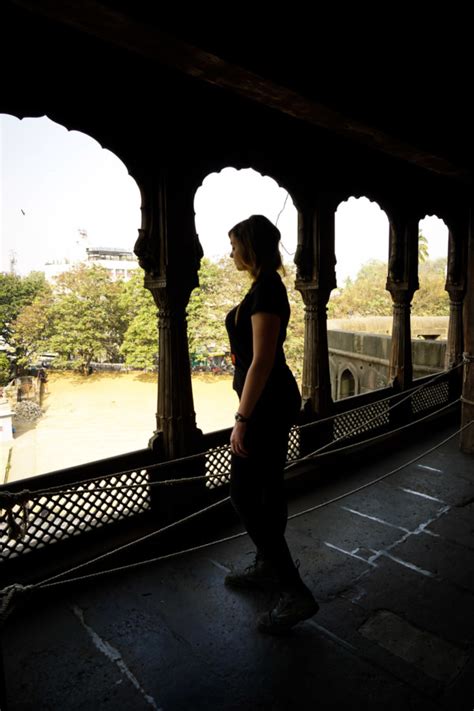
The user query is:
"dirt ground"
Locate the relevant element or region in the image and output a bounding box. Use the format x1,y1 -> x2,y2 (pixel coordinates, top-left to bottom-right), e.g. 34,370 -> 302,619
4,371 -> 237,482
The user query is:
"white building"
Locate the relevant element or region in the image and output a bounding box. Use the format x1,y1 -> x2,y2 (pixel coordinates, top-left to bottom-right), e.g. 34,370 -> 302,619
43,230 -> 139,282
85,246 -> 139,281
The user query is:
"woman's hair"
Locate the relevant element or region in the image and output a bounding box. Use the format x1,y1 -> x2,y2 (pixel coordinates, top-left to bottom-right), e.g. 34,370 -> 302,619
229,214 -> 284,279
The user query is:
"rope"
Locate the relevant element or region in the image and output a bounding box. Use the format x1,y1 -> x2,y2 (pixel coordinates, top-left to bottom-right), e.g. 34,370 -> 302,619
461,396 -> 474,407
298,361 -> 464,430
285,398 -> 459,471
4,364 -> 461,502
2,397 -> 459,504
22,418 -> 472,593
0,584 -> 35,624
38,495 -> 231,588
289,419 -> 472,519
463,352 -> 474,363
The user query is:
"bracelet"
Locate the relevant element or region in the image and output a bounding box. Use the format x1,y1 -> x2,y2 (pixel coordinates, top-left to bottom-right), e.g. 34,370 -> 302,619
235,412 -> 249,423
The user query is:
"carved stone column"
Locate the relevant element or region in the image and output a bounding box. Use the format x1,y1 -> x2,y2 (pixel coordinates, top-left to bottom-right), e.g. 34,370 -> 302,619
145,279 -> 200,459
295,197 -> 336,417
445,226 -> 466,377
297,283 -> 333,415
460,208 -> 474,454
134,171 -> 203,460
386,216 -> 419,390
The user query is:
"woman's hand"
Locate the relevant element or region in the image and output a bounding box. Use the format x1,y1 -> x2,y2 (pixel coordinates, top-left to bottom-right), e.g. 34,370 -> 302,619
230,421 -> 248,457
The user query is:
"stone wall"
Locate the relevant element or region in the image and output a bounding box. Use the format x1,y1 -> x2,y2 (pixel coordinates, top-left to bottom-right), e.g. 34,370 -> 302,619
328,329 -> 446,399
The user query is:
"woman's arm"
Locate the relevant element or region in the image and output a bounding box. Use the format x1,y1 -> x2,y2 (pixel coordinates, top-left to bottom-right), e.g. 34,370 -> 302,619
230,311 -> 280,457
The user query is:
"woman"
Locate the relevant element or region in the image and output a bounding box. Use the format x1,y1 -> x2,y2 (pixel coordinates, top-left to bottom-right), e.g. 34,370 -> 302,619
224,214 -> 318,634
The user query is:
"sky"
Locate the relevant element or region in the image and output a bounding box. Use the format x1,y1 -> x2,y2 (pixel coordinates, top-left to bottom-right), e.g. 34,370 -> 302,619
0,115 -> 449,284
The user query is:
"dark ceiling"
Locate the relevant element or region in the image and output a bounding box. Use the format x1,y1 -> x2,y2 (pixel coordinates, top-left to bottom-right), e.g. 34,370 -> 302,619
4,1 -> 474,182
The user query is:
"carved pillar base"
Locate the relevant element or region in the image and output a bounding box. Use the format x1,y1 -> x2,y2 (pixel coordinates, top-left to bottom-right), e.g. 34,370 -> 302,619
296,283 -> 333,416
444,295 -> 464,399
388,294 -> 414,390
446,297 -> 464,370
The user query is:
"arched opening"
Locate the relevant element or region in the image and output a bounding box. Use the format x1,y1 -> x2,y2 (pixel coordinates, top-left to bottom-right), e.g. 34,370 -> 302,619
192,167 -> 300,433
0,114 -> 143,480
412,215 -> 449,376
339,368 -> 356,399
329,196 -> 390,396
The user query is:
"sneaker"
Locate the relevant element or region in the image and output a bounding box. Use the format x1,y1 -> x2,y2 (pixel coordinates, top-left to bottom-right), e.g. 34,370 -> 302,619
225,558 -> 280,591
257,587 -> 319,634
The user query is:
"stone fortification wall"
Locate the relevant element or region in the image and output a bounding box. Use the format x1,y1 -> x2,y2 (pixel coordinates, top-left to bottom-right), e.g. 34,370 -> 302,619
327,329 -> 446,399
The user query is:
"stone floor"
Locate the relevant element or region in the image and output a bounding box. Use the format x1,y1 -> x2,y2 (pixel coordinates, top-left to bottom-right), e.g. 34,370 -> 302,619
2,421 -> 474,710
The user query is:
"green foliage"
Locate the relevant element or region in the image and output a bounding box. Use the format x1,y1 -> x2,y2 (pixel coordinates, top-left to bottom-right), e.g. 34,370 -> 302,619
328,257 -> 449,319
0,352 -> 11,386
9,290 -> 55,371
1,252 -> 449,381
328,260 -> 392,317
48,264 -> 125,371
412,258 -> 449,315
418,231 -> 429,263
282,264 -> 305,377
118,270 -> 158,369
0,271 -> 50,342
187,258 -> 248,357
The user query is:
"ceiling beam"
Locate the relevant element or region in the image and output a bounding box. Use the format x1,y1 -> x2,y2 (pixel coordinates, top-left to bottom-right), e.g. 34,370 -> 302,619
11,0 -> 470,183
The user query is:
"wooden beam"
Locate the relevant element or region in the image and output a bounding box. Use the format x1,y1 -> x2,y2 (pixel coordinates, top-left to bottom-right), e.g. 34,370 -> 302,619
11,0 -> 470,183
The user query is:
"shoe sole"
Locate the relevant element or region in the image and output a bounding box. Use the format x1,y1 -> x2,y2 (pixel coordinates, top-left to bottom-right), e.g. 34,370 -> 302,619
257,601 -> 320,634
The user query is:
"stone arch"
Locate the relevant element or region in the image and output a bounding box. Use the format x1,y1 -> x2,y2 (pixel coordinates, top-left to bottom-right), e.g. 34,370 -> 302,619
338,366 -> 358,399
1,113 -> 142,274
191,165 -> 302,431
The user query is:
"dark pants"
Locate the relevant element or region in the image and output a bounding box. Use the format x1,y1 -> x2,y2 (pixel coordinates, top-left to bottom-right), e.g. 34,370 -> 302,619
230,396 -> 302,589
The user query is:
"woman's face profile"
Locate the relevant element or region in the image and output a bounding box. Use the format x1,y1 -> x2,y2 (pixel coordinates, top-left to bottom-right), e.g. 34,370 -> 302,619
229,233 -> 246,271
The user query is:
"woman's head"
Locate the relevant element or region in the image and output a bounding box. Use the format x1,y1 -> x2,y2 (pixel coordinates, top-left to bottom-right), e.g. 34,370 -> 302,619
228,215 -> 283,279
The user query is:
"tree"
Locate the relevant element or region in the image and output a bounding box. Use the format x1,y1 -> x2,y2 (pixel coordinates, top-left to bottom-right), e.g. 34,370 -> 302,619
418,231 -> 429,263
0,271 -> 50,343
412,258 -> 449,315
328,260 -> 392,318
0,353 -> 11,386
327,256 -> 449,319
282,264 -> 305,377
48,264 -> 124,371
120,306 -> 158,369
187,258 -> 247,358
9,290 -> 55,371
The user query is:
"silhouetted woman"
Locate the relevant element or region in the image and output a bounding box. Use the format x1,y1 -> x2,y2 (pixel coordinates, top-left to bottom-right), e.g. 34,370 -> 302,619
224,214 -> 318,634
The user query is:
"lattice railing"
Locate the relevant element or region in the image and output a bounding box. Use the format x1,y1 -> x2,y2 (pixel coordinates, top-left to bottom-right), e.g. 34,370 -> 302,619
1,371 -> 456,566
333,399 -> 390,441
1,469 -> 150,561
411,380 -> 449,414
205,444 -> 232,489
204,424 -> 301,489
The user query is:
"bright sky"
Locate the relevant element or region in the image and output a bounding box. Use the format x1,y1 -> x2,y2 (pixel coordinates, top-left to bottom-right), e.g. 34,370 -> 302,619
0,115 -> 449,283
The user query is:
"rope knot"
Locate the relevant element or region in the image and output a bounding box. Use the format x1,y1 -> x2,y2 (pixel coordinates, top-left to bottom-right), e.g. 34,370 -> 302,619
0,583 -> 35,625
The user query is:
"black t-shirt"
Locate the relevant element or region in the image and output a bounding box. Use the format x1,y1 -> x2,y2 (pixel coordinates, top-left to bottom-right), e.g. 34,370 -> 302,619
225,270 -> 296,406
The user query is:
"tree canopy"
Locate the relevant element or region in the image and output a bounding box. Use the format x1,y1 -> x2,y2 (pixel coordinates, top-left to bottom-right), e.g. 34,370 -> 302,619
2,252 -> 450,379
